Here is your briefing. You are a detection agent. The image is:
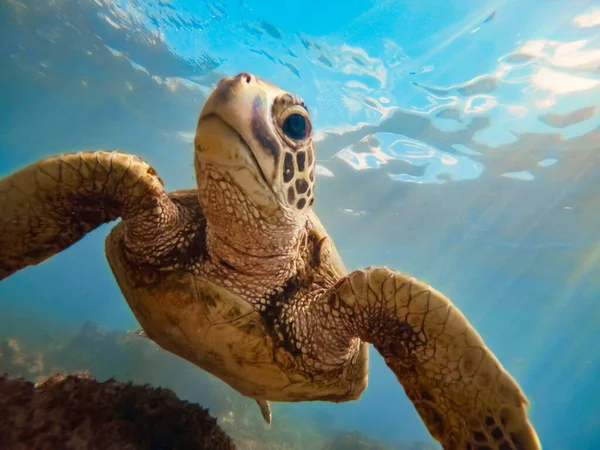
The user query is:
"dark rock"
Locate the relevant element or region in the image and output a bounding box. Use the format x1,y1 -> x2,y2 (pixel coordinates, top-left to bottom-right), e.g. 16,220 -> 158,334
0,373 -> 236,450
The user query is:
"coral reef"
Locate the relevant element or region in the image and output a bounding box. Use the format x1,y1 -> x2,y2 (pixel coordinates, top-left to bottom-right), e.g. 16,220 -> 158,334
0,372 -> 235,449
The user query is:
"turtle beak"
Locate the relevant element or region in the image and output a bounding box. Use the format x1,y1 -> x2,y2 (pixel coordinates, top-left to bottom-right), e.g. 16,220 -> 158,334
197,73 -> 286,188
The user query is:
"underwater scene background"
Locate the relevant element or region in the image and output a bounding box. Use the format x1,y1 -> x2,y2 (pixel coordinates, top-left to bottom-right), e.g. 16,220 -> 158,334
1,0 -> 600,448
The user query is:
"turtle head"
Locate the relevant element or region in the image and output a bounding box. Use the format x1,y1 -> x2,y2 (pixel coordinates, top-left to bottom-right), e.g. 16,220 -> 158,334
194,73 -> 315,221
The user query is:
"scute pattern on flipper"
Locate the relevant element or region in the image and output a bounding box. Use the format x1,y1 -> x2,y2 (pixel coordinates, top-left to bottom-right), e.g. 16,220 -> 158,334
314,267 -> 540,450
0,151 -> 181,280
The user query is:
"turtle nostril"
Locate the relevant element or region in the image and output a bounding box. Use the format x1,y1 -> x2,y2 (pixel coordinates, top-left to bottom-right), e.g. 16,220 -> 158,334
236,72 -> 253,84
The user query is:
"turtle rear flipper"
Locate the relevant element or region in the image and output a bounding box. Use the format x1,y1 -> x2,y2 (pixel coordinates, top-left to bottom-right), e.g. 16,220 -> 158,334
255,399 -> 272,425
0,151 -> 181,280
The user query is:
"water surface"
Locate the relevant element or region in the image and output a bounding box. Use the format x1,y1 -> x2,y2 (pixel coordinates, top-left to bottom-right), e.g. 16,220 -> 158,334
1,0 -> 600,448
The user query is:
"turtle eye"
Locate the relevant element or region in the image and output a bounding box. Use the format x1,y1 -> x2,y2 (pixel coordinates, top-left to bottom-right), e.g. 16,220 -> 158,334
282,113 -> 309,141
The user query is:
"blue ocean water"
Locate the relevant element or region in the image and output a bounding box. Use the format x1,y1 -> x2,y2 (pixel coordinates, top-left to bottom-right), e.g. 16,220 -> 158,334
1,0 -> 600,448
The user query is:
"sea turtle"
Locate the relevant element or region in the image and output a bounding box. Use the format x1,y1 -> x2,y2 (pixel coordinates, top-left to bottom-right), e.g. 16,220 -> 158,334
0,72 -> 540,449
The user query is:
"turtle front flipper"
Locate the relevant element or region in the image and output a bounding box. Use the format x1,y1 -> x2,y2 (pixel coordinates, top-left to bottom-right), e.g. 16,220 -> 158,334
0,151 -> 181,280
320,267 -> 541,450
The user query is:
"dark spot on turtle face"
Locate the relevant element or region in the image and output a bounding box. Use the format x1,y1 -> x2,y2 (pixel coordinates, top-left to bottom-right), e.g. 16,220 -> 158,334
251,96 -> 280,169
296,198 -> 306,210
307,148 -> 314,166
295,179 -> 308,194
306,188 -> 311,198
283,153 -> 294,182
473,431 -> 487,442
485,416 -> 495,426
498,442 -> 512,450
287,186 -> 295,203
309,169 -> 314,181
491,427 -> 504,440
296,151 -> 306,171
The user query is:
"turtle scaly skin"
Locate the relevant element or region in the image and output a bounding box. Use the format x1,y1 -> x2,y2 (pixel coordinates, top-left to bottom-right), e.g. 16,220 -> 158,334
0,73 -> 541,449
